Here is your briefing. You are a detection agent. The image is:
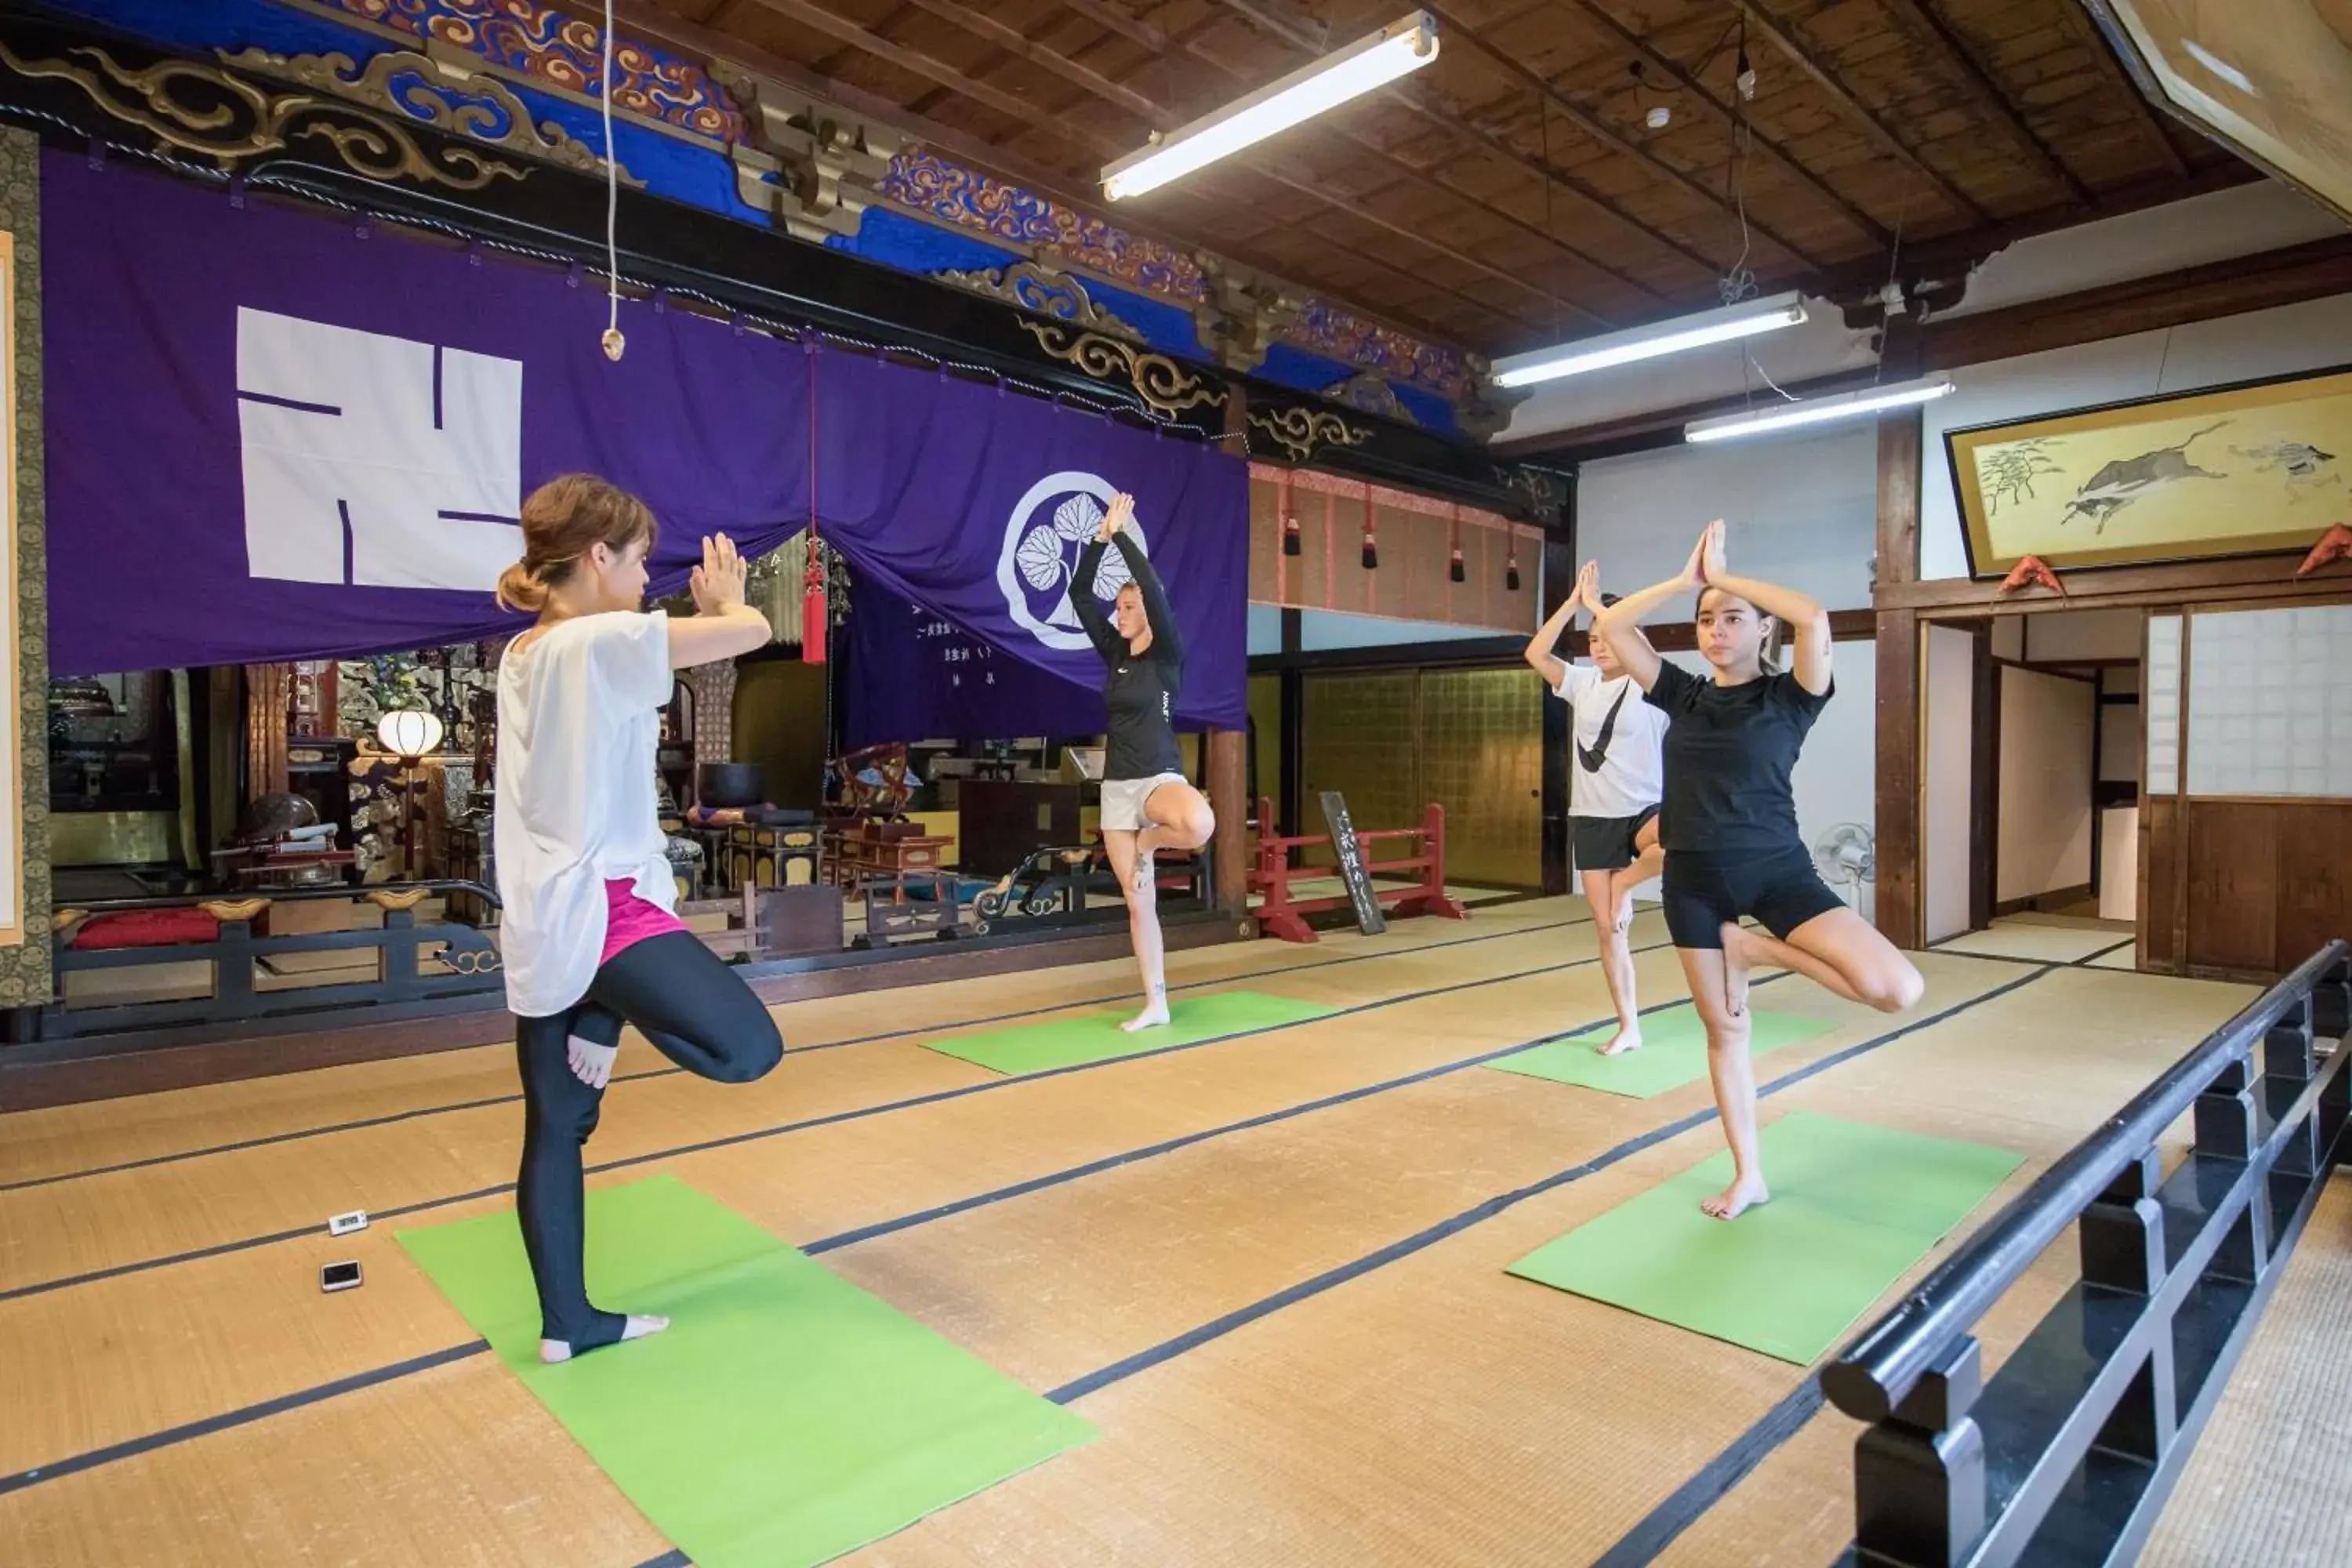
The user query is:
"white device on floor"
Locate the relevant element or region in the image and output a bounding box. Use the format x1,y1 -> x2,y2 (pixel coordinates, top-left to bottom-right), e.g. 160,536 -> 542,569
320,1261 -> 363,1294
328,1209 -> 368,1236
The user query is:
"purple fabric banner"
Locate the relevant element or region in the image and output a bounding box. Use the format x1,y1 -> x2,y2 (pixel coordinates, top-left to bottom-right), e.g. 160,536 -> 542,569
844,582 -> 1107,747
40,151 -> 1248,730
42,151 -> 812,674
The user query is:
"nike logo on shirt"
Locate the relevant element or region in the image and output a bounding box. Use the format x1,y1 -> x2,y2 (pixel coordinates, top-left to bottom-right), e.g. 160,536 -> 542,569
1577,685 -> 1628,773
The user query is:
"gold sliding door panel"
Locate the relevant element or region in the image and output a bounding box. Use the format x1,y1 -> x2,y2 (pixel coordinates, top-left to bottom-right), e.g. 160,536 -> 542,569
1299,671 -> 1419,869
1417,668 -> 1542,888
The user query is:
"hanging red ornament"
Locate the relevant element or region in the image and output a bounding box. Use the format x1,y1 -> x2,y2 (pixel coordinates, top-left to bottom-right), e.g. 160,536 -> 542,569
800,541 -> 828,664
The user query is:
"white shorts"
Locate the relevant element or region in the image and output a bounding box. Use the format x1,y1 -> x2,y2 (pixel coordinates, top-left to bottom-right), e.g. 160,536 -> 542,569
1099,772 -> 1189,833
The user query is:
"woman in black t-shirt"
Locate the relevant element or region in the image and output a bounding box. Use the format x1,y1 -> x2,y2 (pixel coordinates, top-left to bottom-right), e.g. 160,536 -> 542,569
1071,492 -> 1217,1033
1594,521 -> 1923,1221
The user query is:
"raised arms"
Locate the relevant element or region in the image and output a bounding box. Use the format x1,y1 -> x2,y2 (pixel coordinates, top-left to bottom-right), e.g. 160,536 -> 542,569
667,532 -> 772,670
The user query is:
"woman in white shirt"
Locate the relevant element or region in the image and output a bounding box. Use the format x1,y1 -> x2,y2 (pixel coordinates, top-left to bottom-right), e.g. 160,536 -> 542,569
492,474 -> 776,1363
1524,560 -> 1668,1056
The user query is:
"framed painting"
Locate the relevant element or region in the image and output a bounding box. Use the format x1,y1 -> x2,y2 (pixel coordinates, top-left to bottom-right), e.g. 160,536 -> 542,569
1949,364 -> 2352,578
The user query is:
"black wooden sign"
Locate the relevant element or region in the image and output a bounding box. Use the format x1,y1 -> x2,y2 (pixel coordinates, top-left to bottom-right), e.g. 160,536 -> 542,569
1318,790 -> 1388,936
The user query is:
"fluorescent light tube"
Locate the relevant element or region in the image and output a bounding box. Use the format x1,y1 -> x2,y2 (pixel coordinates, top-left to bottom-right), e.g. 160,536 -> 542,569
1102,13 -> 1439,201
1685,377 -> 1955,443
1491,294 -> 1809,389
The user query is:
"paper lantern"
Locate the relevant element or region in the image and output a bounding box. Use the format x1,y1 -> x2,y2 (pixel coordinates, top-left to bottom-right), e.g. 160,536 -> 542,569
376,708 -> 444,760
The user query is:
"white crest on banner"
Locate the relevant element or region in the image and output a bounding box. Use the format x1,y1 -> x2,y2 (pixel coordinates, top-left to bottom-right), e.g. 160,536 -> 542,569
997,470 -> 1149,650
236,307 -> 523,591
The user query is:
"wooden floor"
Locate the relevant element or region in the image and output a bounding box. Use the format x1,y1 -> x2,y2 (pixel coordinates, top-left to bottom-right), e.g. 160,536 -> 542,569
0,898 -> 2272,1566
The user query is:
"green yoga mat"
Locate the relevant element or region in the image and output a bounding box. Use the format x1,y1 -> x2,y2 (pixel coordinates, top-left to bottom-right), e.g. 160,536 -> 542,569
1484,1006 -> 1836,1099
397,1174 -> 1093,1568
922,989 -> 1337,1075
1506,1112 -> 2024,1364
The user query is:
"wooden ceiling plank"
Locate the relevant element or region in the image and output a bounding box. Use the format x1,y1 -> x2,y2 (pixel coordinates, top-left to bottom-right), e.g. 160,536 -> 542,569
2047,0 -> 2193,179
612,3 -> 1410,330
1420,2 -> 1834,271
1737,0 -> 1993,226
1151,4 -> 1732,291
1054,0 -> 1168,53
1544,0 -> 1893,247
1876,0 -> 2093,205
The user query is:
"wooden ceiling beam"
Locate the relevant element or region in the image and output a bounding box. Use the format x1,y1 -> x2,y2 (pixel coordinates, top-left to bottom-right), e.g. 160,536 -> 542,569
1054,0 -> 1167,53
1737,1 -> 1991,227
612,1 -> 1486,347
1420,2 -> 1835,270
729,0 -> 1113,158
2049,0 -> 2192,179
1138,5 -> 1734,289
895,0 -> 1164,125
1204,0 -> 1328,53
1544,0 -> 1892,248
1875,0 -> 2092,205
1918,230 -> 2352,372
880,0 -> 1610,327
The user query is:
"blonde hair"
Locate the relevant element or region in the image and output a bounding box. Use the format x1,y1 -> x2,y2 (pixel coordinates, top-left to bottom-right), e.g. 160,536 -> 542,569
495,474 -> 659,612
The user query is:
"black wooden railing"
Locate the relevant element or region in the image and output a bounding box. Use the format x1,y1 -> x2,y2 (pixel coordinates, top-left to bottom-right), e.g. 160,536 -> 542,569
45,881 -> 506,1037
1826,940 -> 2352,1568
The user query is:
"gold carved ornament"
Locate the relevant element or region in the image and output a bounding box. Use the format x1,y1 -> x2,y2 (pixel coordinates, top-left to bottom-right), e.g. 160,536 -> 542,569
0,40 -> 528,191
940,260 -> 1144,343
1019,321 -> 1226,421
1248,406 -> 1371,464
222,46 -> 636,183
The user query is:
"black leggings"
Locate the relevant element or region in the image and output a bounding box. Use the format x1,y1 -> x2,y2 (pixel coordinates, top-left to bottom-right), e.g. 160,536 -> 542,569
514,930 -> 782,1348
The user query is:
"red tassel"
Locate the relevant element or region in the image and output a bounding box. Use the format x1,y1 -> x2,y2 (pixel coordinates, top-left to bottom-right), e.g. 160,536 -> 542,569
800,551 -> 828,663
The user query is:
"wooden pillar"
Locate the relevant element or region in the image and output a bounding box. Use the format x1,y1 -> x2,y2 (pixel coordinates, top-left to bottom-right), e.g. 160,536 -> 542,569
1873,339 -> 1926,946
1539,528 -> 1575,898
1277,608 -> 1304,841
1207,728 -> 1248,916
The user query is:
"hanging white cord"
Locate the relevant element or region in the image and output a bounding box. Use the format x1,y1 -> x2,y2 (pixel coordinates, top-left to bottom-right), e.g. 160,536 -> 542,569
599,0 -> 624,361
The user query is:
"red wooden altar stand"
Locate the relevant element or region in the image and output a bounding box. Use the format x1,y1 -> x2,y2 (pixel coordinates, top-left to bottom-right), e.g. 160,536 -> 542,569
1247,796 -> 1468,944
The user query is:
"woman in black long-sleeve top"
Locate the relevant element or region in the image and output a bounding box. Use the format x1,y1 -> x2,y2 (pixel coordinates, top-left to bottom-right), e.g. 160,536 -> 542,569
1070,492 -> 1217,1031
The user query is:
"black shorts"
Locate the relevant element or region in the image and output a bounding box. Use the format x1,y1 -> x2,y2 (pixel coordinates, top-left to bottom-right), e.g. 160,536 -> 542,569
1661,845 -> 1846,949
1572,804 -> 1660,873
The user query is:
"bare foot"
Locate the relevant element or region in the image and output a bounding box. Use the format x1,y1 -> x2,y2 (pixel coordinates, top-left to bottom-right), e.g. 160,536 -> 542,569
1120,989 -> 1171,1033
1700,1174 -> 1769,1221
540,1313 -> 668,1363
1719,922 -> 1755,1018
1595,1024 -> 1643,1057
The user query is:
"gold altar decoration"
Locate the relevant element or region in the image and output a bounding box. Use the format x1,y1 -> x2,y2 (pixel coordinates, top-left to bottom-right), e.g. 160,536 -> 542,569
938,259 -> 1143,343
1018,321 -> 1226,419
0,41 -> 528,191
223,45 -> 635,183
1247,406 -> 1372,464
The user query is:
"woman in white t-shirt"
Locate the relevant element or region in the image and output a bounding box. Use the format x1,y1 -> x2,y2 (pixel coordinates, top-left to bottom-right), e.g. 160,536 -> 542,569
492,474 -> 776,1363
1524,560 -> 1668,1056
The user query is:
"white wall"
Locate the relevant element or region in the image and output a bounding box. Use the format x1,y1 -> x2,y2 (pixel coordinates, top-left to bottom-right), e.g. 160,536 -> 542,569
1924,625 -> 1977,942
1247,603 -> 1509,655
1577,426 -> 1878,610
1922,291 -> 2352,579
1998,666 -> 2096,901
